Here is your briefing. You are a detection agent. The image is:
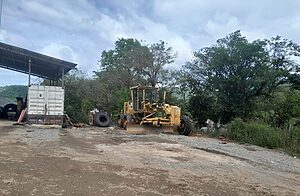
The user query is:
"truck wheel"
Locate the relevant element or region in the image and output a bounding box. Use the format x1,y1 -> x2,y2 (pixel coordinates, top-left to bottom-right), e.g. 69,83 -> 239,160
177,115 -> 193,136
94,112 -> 110,127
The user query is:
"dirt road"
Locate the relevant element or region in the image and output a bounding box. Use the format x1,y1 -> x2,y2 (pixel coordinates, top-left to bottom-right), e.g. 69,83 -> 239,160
0,121 -> 299,195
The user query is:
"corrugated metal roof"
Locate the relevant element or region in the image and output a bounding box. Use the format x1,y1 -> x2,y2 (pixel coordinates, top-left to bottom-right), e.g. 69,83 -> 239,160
0,42 -> 77,80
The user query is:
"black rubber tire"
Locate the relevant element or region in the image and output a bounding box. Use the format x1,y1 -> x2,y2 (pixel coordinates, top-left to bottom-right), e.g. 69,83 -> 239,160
3,104 -> 17,119
3,104 -> 17,112
94,112 -> 110,127
0,107 -> 4,118
177,115 -> 193,136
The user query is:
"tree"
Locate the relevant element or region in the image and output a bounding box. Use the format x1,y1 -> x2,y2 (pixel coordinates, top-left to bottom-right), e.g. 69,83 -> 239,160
263,36 -> 300,93
289,73 -> 300,90
146,41 -> 177,87
97,39 -> 177,88
63,70 -> 91,122
181,31 -> 300,124
96,38 -> 153,88
93,38 -> 177,114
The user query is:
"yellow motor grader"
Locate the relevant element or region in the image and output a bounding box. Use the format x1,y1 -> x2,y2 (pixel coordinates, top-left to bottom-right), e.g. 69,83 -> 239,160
118,85 -> 192,136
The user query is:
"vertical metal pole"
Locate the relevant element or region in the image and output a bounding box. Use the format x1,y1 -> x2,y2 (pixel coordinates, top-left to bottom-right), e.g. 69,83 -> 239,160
27,57 -> 31,125
136,90 -> 139,110
131,89 -> 134,106
0,0 -> 3,29
61,66 -> 64,88
28,58 -> 31,87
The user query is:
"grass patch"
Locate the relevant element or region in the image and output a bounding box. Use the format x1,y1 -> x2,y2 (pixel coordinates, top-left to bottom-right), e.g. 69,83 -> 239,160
225,118 -> 300,156
227,118 -> 284,149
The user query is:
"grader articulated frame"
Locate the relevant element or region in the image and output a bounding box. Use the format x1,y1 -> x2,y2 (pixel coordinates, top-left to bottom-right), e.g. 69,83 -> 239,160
118,85 -> 192,136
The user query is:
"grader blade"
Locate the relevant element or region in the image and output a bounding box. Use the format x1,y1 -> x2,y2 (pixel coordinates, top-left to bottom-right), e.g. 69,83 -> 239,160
127,123 -> 175,135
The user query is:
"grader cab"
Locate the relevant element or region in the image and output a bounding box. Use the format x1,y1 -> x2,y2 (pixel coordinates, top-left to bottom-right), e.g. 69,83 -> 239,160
118,85 -> 192,136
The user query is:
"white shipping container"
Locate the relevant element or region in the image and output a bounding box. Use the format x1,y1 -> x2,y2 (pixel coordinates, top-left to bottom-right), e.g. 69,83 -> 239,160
28,85 -> 64,116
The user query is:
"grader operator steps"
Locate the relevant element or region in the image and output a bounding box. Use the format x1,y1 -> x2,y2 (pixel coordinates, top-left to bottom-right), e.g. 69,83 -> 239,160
118,85 -> 193,136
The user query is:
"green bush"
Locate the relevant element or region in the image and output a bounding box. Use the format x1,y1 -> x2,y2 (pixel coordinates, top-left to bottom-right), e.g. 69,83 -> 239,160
227,118 -> 284,149
287,127 -> 300,155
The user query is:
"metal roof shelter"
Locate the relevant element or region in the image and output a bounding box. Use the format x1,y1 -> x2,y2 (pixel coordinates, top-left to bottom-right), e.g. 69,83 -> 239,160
0,42 -> 77,83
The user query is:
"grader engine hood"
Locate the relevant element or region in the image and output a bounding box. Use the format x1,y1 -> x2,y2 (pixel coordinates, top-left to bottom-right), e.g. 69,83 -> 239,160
163,104 -> 181,126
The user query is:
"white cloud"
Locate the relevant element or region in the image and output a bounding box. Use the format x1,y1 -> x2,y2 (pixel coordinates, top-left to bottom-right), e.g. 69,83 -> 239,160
1,0 -> 300,85
204,17 -> 240,40
41,43 -> 77,63
111,16 -> 194,67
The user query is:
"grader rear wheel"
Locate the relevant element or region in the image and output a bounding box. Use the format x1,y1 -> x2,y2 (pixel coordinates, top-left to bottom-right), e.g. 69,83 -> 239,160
177,115 -> 193,136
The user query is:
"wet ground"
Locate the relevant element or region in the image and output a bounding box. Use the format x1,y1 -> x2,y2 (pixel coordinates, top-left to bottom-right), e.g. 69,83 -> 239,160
0,121 -> 299,195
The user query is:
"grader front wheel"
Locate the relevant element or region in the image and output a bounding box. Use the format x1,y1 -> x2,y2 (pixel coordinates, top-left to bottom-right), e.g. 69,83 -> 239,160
177,115 -> 193,136
118,114 -> 128,129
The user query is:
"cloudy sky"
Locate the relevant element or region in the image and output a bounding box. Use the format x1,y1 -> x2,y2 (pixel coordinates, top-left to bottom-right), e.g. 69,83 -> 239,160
0,0 -> 300,85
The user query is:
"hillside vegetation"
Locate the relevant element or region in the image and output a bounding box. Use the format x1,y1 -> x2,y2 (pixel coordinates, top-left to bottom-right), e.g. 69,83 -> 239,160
0,85 -> 27,100
4,31 -> 300,155
62,31 -> 300,155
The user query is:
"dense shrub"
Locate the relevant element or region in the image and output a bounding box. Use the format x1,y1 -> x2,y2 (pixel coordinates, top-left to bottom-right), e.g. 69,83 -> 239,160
287,127 -> 300,155
188,92 -> 222,126
276,95 -> 300,128
227,118 -> 284,149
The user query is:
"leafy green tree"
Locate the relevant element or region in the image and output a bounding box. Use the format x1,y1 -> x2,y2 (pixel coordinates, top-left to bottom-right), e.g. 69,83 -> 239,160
146,41 -> 177,87
96,38 -> 152,87
97,38 -> 176,87
289,73 -> 300,90
63,70 -> 91,121
188,92 -> 220,126
94,38 -> 177,114
182,31 -> 300,124
263,36 -> 300,93
272,89 -> 300,127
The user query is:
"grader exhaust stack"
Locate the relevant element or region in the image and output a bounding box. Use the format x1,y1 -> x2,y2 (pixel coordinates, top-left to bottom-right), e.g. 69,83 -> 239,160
118,86 -> 192,136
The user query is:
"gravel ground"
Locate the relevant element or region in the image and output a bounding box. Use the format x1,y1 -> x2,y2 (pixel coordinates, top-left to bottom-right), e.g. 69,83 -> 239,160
0,121 -> 299,195
158,134 -> 300,174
